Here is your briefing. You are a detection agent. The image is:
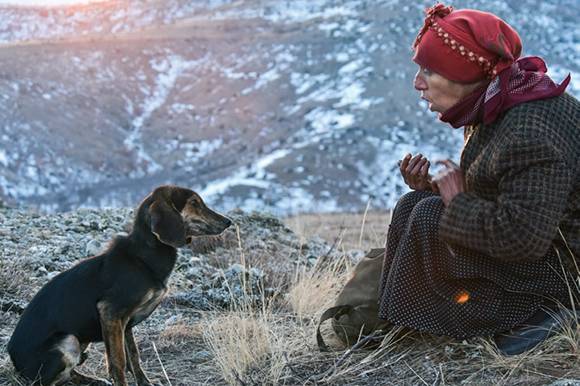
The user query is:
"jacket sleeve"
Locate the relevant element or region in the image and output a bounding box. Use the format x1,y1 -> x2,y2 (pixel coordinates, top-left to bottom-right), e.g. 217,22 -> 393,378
438,136 -> 573,262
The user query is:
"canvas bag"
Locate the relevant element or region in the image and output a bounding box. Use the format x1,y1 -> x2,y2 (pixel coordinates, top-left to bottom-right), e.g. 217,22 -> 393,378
316,248 -> 391,351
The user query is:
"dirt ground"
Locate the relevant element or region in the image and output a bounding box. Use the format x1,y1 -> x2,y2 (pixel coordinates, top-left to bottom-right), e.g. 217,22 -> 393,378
0,210 -> 578,386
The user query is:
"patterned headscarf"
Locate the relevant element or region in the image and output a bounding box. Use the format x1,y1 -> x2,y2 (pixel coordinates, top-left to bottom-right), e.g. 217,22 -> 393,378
413,3 -> 571,127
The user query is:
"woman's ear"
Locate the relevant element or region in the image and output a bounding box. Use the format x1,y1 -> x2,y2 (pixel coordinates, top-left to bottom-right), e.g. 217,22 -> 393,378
148,200 -> 186,248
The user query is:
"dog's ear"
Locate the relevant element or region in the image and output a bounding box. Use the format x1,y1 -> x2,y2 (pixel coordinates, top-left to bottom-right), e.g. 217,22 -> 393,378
149,200 -> 186,248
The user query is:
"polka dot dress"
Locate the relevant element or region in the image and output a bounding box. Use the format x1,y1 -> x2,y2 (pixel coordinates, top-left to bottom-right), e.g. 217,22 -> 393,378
378,190 -> 571,339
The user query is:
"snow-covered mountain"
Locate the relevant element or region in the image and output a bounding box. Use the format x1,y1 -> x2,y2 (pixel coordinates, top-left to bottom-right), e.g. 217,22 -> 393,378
0,0 -> 578,214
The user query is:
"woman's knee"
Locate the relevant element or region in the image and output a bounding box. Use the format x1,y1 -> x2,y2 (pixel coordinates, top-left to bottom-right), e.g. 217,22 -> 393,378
392,191 -> 437,219
408,196 -> 445,227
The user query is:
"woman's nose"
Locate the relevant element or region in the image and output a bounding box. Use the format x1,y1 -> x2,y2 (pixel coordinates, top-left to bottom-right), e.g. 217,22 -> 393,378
414,72 -> 427,90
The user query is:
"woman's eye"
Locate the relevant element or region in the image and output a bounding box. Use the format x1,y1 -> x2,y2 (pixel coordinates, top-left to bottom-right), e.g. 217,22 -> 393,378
422,68 -> 431,76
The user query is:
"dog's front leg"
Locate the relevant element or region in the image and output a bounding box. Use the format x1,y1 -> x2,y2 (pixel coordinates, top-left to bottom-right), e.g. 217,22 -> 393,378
125,327 -> 159,386
97,301 -> 128,386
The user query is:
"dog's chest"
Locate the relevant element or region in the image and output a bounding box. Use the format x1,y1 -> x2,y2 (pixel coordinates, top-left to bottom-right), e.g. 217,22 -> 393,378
129,288 -> 168,326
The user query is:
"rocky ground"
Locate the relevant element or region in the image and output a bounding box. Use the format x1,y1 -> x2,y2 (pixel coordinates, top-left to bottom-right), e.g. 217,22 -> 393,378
0,204 -> 579,385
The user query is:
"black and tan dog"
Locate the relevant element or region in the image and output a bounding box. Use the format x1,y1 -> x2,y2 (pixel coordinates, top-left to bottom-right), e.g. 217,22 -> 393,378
8,185 -> 231,386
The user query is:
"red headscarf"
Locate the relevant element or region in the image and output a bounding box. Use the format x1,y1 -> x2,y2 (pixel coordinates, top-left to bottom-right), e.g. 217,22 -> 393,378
413,3 -> 571,128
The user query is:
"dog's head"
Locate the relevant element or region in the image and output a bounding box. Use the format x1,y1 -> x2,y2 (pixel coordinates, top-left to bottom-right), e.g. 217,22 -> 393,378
140,185 -> 232,248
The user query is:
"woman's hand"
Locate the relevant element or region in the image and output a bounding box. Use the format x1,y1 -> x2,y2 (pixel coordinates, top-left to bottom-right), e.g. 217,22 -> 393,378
399,153 -> 432,191
432,159 -> 465,206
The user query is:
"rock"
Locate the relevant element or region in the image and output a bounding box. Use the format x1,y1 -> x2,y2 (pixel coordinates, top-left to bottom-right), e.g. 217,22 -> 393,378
171,263 -> 271,309
46,271 -> 60,281
85,239 -> 103,257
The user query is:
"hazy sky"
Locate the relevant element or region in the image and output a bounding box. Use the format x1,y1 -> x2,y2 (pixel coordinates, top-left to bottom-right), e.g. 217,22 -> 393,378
0,0 -> 102,5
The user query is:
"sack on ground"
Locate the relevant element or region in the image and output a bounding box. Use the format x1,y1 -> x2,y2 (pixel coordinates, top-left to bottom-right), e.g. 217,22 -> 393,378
317,248 -> 390,350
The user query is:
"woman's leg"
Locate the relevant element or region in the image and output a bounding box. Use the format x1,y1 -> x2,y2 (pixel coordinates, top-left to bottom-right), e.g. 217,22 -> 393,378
378,191 -> 437,302
378,194 -> 570,339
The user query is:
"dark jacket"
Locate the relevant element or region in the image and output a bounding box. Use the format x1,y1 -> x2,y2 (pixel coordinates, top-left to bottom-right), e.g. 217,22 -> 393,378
439,93 -> 580,270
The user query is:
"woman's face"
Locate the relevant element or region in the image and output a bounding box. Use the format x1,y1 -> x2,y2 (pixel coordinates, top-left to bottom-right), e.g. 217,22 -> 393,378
413,66 -> 476,114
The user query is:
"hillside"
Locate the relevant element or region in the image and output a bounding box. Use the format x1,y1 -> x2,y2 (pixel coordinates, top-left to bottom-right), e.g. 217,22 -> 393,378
0,0 -> 578,214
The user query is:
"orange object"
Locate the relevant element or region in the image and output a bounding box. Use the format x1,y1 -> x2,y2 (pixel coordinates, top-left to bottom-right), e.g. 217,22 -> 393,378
455,290 -> 470,304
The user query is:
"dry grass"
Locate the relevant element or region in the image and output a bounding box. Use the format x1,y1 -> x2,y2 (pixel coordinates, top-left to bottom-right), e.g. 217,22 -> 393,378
203,312 -> 272,385
1,211 -> 579,386
0,258 -> 38,311
0,362 -> 25,386
0,261 -> 21,300
196,212 -> 578,385
287,256 -> 350,319
196,213 -> 580,385
285,210 -> 390,252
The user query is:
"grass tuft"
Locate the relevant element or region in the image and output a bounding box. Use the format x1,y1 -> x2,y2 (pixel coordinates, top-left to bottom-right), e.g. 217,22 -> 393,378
287,256 -> 349,320
202,312 -> 272,385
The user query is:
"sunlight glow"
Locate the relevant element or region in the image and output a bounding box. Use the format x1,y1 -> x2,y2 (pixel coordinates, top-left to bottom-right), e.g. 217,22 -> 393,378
0,0 -> 106,6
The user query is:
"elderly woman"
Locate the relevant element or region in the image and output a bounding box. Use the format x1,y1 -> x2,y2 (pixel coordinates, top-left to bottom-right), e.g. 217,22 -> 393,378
378,4 -> 579,355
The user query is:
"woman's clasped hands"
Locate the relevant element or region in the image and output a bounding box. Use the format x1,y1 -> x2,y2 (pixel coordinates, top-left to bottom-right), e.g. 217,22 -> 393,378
399,153 -> 465,206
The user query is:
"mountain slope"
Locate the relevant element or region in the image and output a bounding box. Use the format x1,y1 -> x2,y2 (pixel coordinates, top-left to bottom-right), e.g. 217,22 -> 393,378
0,0 -> 578,214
